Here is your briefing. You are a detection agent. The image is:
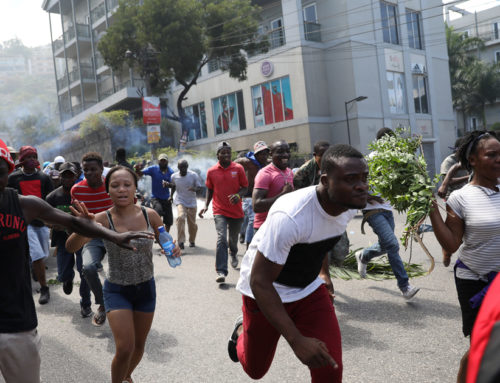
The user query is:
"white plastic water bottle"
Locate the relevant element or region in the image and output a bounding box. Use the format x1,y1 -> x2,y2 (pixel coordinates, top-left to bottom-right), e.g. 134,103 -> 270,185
158,226 -> 181,268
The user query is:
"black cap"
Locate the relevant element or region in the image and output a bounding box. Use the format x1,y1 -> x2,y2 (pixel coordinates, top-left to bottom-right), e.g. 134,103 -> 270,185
59,162 -> 78,175
216,141 -> 231,154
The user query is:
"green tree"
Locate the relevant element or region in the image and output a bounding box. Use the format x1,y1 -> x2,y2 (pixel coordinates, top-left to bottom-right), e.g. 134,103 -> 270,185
463,61 -> 500,128
98,0 -> 267,126
12,114 -> 59,147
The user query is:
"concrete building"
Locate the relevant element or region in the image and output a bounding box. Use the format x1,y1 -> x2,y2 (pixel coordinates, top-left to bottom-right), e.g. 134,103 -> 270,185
173,0 -> 455,175
42,0 -> 454,174
41,0 -> 147,130
448,5 -> 500,134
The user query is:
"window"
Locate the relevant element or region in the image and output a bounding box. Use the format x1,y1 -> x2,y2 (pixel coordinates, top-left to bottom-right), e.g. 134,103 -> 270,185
412,74 -> 429,114
406,10 -> 422,49
212,91 -> 246,135
469,117 -> 478,131
270,18 -> 285,49
386,71 -> 406,114
494,22 -> 500,40
303,3 -> 321,42
303,4 -> 317,23
496,51 -> 500,63
251,76 -> 294,127
381,2 -> 399,45
184,102 -> 207,141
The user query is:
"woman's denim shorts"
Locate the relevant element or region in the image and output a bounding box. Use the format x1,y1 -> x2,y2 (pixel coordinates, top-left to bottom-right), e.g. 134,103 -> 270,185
103,278 -> 156,313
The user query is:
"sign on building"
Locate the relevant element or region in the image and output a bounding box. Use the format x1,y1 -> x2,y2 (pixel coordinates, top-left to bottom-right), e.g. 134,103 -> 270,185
142,97 -> 161,125
147,125 -> 161,144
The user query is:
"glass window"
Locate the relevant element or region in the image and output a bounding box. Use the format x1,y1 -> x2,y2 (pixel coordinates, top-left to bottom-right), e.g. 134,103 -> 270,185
212,91 -> 245,135
381,2 -> 399,45
303,4 -> 317,23
412,74 -> 429,114
270,18 -> 285,49
406,10 -> 422,49
251,76 -> 294,127
387,71 -> 406,114
183,102 -> 207,141
495,51 -> 500,63
494,22 -> 500,40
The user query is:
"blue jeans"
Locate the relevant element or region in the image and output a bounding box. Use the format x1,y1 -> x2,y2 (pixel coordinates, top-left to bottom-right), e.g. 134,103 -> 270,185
214,215 -> 243,276
55,237 -> 91,308
81,238 -> 106,306
239,198 -> 255,244
360,210 -> 409,290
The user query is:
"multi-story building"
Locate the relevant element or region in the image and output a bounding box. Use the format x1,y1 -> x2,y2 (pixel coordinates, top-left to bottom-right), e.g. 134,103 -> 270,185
42,0 -> 454,174
172,0 -> 454,175
448,5 -> 500,133
42,0 -> 146,130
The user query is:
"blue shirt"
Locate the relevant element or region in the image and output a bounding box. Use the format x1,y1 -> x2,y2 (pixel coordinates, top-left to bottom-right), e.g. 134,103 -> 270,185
142,165 -> 174,200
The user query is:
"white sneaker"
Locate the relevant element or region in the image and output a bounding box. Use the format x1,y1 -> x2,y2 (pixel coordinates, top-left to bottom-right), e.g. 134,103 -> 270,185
216,272 -> 226,283
355,250 -> 367,278
402,284 -> 420,300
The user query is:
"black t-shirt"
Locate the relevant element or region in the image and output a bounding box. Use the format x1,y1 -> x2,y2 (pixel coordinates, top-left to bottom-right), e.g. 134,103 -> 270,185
8,169 -> 54,227
0,188 -> 37,333
46,186 -> 72,242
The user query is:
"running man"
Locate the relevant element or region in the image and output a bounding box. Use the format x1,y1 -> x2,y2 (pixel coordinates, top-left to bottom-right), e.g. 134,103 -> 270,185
228,144 -> 369,382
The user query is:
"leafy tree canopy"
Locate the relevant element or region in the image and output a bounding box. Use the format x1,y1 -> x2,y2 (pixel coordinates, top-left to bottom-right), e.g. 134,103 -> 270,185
98,0 -> 266,117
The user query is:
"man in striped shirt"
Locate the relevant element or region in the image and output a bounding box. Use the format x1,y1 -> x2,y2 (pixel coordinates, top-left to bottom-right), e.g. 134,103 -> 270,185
71,152 -> 113,326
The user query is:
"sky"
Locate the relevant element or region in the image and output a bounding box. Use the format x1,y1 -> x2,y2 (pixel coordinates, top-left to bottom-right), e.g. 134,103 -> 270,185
0,0 -> 500,48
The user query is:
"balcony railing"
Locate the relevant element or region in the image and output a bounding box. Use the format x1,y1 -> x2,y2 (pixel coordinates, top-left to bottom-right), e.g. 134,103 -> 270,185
269,27 -> 285,49
106,0 -> 119,11
90,1 -> 106,22
57,75 -> 68,90
304,21 -> 321,42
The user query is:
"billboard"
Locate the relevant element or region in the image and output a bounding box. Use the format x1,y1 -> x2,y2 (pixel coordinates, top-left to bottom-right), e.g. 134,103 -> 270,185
142,97 -> 161,125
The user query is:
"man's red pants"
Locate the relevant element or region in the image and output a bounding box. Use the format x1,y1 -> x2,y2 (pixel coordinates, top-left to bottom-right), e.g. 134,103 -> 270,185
237,285 -> 342,382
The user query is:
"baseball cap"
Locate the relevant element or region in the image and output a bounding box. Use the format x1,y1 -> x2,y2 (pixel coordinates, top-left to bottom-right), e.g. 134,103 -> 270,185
54,155 -> 65,163
6,146 -> 18,154
253,141 -> 269,154
59,162 -> 78,175
216,141 -> 231,154
158,153 -> 168,161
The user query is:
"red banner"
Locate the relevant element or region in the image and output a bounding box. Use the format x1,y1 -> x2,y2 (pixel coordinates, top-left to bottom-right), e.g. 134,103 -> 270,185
142,97 -> 161,125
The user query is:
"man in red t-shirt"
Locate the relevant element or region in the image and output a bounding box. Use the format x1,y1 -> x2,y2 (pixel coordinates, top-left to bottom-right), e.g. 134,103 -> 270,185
70,152 -> 113,326
199,142 -> 248,283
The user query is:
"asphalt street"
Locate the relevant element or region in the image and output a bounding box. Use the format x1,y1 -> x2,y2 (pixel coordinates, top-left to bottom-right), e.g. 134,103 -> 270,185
4,205 -> 467,383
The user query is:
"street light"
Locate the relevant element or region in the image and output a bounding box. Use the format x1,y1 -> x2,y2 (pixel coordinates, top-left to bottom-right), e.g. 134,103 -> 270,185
345,96 -> 368,145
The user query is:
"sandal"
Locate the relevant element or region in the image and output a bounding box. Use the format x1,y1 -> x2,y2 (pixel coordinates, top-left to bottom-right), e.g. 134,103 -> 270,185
92,308 -> 106,327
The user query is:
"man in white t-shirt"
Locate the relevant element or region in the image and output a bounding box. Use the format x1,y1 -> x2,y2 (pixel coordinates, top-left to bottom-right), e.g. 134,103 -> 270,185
227,144 -> 369,383
355,128 -> 419,299
170,159 -> 203,249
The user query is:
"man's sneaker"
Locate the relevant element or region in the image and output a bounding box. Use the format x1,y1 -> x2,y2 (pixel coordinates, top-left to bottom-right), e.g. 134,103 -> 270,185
227,315 -> 243,362
189,242 -> 195,248
402,285 -> 420,300
230,254 -> 238,269
355,250 -> 367,278
239,233 -> 245,244
216,273 -> 226,283
63,279 -> 73,295
179,242 -> 184,250
39,286 -> 50,305
81,306 -> 93,318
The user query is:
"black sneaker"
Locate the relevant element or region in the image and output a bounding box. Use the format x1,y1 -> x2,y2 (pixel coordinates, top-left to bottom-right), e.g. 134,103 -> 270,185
227,315 -> 243,362
189,242 -> 195,247
81,306 -> 93,318
63,280 -> 73,295
39,286 -> 50,305
179,242 -> 184,250
239,234 -> 245,244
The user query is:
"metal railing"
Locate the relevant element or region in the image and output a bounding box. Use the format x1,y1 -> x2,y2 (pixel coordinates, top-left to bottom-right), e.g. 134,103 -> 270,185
90,2 -> 106,22
269,27 -> 285,49
304,21 -> 321,42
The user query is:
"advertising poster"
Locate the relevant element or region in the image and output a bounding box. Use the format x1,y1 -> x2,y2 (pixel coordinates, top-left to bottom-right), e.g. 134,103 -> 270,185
271,79 -> 284,123
252,86 -> 265,127
281,77 -> 294,120
147,125 -> 161,144
142,97 -> 161,125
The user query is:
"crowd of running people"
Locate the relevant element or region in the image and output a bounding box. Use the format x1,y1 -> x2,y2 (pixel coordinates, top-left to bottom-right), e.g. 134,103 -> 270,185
0,128 -> 499,383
